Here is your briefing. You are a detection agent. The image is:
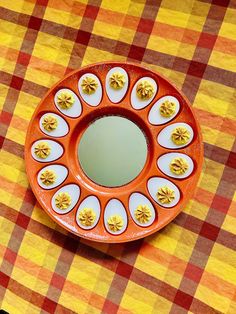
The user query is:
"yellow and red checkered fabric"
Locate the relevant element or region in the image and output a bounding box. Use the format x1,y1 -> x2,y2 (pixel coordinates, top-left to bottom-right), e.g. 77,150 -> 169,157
0,0 -> 236,313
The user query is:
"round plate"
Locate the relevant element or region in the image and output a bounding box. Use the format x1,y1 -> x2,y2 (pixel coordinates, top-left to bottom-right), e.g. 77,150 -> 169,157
25,62 -> 203,243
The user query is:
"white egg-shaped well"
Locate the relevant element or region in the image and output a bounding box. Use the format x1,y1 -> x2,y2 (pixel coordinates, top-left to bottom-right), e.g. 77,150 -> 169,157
131,76 -> 158,110
157,122 -> 194,149
51,184 -> 80,214
157,153 -> 194,179
104,199 -> 127,235
31,139 -> 63,162
37,164 -> 68,190
78,73 -> 102,107
54,88 -> 82,118
147,177 -> 180,208
76,196 -> 101,230
148,95 -> 180,125
129,193 -> 156,227
40,113 -> 69,138
105,67 -> 129,103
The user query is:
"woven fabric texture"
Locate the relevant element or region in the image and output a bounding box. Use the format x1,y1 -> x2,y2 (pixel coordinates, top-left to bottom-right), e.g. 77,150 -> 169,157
0,0 -> 236,313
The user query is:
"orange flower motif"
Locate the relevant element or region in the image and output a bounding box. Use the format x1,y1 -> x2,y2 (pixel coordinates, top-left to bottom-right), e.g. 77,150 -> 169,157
157,186 -> 175,204
107,215 -> 123,232
42,115 -> 58,132
109,72 -> 125,89
79,208 -> 96,226
135,205 -> 152,223
160,100 -> 176,117
34,142 -> 51,159
136,80 -> 154,100
171,127 -> 190,145
57,92 -> 74,109
40,170 -> 56,186
170,157 -> 189,175
81,77 -> 98,94
55,192 -> 71,210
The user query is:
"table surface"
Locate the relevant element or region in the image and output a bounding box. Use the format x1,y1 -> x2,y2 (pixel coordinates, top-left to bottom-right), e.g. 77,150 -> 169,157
0,0 -> 236,313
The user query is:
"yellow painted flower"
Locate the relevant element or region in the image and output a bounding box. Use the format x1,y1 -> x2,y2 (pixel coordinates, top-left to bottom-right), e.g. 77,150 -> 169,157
170,157 -> 189,175
57,91 -> 74,109
109,72 -> 125,89
107,215 -> 123,232
42,115 -> 58,132
55,192 -> 71,210
157,186 -> 175,204
171,127 -> 190,145
81,76 -> 98,94
34,142 -> 51,159
160,100 -> 176,117
78,208 -> 96,226
136,80 -> 154,100
135,205 -> 152,224
40,170 -> 56,186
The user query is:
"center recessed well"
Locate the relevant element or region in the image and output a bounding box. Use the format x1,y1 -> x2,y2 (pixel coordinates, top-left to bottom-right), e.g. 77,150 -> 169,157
78,116 -> 148,187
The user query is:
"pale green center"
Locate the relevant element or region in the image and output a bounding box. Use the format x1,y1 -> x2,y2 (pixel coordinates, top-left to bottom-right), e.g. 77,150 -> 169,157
78,116 -> 147,187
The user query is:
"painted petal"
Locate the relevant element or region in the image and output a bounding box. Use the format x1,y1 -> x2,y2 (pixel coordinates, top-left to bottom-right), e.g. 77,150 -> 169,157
129,193 -> 156,227
37,164 -> 68,190
148,95 -> 180,125
54,88 -> 82,118
76,196 -> 101,230
31,139 -> 63,162
40,113 -> 69,138
104,199 -> 127,235
157,153 -> 194,179
105,67 -> 129,103
131,77 -> 158,110
147,177 -> 180,208
51,184 -> 80,214
78,73 -> 102,107
157,122 -> 194,149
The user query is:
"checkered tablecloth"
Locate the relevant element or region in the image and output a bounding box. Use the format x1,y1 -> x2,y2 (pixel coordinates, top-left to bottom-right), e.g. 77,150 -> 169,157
0,0 -> 236,313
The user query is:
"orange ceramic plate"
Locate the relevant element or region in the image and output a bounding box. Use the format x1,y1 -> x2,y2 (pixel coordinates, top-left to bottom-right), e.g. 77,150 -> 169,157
25,62 -> 203,243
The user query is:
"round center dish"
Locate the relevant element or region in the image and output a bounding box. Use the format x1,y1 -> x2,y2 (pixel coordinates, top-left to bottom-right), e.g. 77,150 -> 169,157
25,62 -> 203,243
78,116 -> 148,187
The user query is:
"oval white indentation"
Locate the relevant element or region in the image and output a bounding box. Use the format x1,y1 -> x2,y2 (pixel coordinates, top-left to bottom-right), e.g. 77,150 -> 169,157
131,76 -> 158,110
104,199 -> 127,235
157,122 -> 194,149
147,177 -> 180,208
148,95 -> 180,125
157,153 -> 194,179
129,193 -> 156,227
37,164 -> 68,190
51,184 -> 80,214
105,67 -> 129,103
78,73 -> 102,107
54,88 -> 82,118
76,196 -> 101,230
31,139 -> 63,162
40,113 -> 69,138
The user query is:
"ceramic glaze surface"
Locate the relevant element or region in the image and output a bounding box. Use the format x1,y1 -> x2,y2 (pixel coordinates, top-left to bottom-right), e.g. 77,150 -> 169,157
25,62 -> 203,243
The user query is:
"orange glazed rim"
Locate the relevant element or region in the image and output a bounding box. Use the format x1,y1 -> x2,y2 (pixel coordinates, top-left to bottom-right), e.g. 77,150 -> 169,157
25,61 -> 204,243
